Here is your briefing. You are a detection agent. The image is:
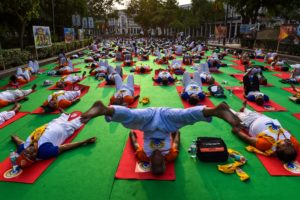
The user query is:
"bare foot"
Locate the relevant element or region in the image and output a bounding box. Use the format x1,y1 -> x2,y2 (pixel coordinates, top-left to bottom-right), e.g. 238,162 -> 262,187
85,137 -> 97,144
82,71 -> 87,78
11,103 -> 21,113
240,101 -> 247,112
80,101 -> 112,124
212,102 -> 241,128
31,84 -> 37,91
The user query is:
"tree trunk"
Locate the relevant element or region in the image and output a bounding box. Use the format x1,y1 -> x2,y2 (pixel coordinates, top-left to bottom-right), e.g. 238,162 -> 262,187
20,21 -> 26,50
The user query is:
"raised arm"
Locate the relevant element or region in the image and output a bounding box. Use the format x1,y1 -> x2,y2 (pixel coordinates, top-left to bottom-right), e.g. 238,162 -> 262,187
231,128 -> 257,146
58,137 -> 96,154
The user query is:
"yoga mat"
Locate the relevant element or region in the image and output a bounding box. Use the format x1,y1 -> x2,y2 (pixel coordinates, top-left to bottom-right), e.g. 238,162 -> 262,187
293,113 -> 300,120
175,86 -> 214,108
231,65 -> 244,71
241,130 -> 300,176
52,68 -> 81,74
0,76 -> 37,90
0,112 -> 29,129
272,72 -> 291,79
228,87 -> 287,112
48,77 -> 87,90
230,74 -> 273,86
32,84 -> 90,114
115,130 -> 176,180
232,60 -> 242,65
282,87 -> 299,95
153,70 -> 175,86
98,75 -> 128,88
254,58 -> 265,63
0,124 -> 85,183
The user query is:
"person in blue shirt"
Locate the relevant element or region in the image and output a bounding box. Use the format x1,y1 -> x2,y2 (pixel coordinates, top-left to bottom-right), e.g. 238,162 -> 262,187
80,100 -> 241,175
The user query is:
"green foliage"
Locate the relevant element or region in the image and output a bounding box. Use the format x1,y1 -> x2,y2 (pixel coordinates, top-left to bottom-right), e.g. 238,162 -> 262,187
0,38 -> 92,69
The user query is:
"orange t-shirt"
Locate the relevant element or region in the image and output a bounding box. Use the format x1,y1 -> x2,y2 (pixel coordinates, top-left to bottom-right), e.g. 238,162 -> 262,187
0,99 -> 9,107
255,136 -> 299,152
110,95 -> 135,106
136,147 -> 179,163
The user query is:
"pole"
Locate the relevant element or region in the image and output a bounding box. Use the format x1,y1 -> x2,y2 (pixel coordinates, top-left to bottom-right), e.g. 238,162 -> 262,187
52,0 -> 55,35
223,4 -> 228,46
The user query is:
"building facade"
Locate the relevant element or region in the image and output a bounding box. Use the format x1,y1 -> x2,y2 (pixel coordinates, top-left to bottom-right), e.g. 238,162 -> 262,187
108,10 -> 141,35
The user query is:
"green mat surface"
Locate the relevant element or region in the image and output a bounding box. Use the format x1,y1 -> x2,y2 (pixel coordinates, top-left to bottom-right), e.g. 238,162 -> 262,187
0,51 -> 299,200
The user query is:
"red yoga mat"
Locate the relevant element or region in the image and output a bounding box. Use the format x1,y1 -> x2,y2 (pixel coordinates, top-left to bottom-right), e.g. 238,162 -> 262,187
0,112 -> 29,129
0,124 -> 85,183
254,58 -> 265,63
230,74 -> 273,87
98,75 -> 128,88
32,84 -> 90,114
115,130 -> 176,180
282,87 -> 299,95
134,70 -> 152,75
241,130 -> 300,176
48,77 -> 87,90
293,113 -> 300,120
229,87 -> 287,112
0,76 -> 37,90
232,59 -> 242,65
175,86 -> 214,108
272,72 -> 291,79
231,65 -> 245,72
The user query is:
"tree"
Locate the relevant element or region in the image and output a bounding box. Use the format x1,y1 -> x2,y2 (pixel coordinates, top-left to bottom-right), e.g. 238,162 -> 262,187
2,0 -> 40,49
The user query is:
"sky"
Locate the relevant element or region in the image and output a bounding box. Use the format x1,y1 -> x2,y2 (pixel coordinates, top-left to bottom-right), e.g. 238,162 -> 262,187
114,0 -> 191,9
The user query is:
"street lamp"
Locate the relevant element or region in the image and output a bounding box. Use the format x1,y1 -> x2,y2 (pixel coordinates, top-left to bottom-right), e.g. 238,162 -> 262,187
223,3 -> 228,46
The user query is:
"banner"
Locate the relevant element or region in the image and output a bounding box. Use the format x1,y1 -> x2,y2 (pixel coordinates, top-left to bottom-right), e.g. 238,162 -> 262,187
215,25 -> 227,39
64,28 -> 75,43
278,25 -> 299,44
82,17 -> 88,29
78,29 -> 84,41
240,24 -> 256,34
88,17 -> 94,29
32,26 -> 52,49
72,14 -> 81,27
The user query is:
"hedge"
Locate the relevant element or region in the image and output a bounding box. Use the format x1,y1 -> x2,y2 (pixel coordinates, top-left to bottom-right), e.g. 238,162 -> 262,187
0,38 -> 93,70
241,39 -> 300,56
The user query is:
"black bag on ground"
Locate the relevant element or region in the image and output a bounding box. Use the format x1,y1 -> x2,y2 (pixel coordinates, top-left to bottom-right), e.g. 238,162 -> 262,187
196,137 -> 228,162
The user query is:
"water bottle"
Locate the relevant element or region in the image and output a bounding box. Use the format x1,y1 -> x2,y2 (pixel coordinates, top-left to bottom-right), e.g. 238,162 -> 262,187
10,149 -> 19,174
230,153 -> 246,162
190,140 -> 197,159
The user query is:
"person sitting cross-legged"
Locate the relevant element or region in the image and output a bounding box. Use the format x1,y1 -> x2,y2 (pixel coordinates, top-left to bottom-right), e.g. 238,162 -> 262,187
80,100 -> 241,175
109,75 -> 139,107
231,101 -> 299,163
11,110 -> 96,168
181,71 -> 206,105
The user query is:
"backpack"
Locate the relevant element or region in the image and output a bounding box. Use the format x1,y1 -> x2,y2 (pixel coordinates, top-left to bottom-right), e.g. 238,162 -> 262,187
208,85 -> 226,98
196,137 -> 229,162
